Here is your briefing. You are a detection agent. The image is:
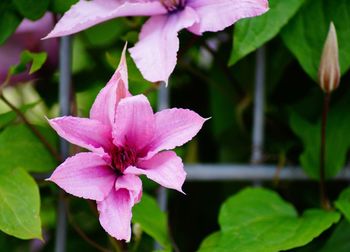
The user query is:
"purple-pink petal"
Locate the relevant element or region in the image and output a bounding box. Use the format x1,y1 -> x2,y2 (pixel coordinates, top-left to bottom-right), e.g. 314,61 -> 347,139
115,174 -> 142,204
90,46 -> 130,128
145,108 -> 206,158
129,6 -> 199,83
187,0 -> 269,35
97,189 -> 133,242
112,95 -> 155,153
127,151 -> 186,193
49,116 -> 113,154
47,152 -> 115,201
44,0 -> 167,39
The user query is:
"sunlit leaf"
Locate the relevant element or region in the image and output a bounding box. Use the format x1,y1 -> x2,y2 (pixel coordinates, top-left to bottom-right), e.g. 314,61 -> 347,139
0,165 -> 41,239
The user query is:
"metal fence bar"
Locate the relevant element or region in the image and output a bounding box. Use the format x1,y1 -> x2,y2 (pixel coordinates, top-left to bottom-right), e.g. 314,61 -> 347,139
55,36 -> 72,252
155,82 -> 170,250
251,46 -> 266,164
185,164 -> 350,181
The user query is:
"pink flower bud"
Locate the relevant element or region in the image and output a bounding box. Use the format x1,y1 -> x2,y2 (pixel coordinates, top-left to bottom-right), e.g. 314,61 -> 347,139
318,22 -> 340,93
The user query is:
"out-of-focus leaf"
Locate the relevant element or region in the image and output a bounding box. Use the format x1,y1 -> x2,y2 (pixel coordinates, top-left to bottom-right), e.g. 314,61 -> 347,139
0,124 -> 57,172
289,93 -> 350,179
0,2 -> 21,45
197,232 -> 221,252
335,187 -> 350,222
49,0 -> 78,13
9,50 -> 47,76
0,165 -> 41,239
132,194 -> 171,249
12,0 -> 48,20
229,0 -> 305,65
281,0 -> 350,81
321,220 -> 350,252
83,19 -> 128,47
199,188 -> 340,252
0,101 -> 40,128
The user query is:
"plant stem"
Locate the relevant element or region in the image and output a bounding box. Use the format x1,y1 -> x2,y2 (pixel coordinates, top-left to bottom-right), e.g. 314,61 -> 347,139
320,92 -> 331,210
0,93 -> 61,162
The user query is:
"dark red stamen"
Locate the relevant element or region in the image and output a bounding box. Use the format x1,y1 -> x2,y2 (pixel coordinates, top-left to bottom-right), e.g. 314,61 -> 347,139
112,146 -> 137,174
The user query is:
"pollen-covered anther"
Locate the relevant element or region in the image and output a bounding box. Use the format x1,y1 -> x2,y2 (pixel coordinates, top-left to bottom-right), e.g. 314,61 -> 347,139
318,22 -> 341,93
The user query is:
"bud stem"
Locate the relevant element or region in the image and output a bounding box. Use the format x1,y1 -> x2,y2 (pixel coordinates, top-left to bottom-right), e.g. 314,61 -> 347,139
320,92 -> 331,210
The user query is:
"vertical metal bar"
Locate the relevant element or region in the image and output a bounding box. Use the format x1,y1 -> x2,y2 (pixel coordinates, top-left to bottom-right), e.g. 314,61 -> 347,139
251,46 -> 266,164
55,36 -> 72,252
155,82 -> 169,250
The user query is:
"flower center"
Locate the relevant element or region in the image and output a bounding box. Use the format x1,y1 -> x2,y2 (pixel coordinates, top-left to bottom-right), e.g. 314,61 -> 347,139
161,0 -> 186,12
112,146 -> 137,174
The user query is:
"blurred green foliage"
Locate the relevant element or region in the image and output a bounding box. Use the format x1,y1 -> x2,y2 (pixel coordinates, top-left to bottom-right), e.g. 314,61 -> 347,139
1,0 -> 350,251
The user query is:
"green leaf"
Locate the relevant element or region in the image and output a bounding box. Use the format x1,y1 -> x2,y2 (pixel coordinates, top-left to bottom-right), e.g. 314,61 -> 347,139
335,187 -> 350,222
0,124 -> 57,172
0,2 -> 22,45
9,51 -> 47,77
289,93 -> 350,179
83,19 -> 128,47
229,0 -> 305,65
321,220 -> 350,252
49,0 -> 78,14
0,102 -> 40,128
132,194 -> 171,249
0,166 -> 41,239
281,0 -> 350,81
12,0 -> 49,20
197,232 -> 221,252
199,188 -> 340,252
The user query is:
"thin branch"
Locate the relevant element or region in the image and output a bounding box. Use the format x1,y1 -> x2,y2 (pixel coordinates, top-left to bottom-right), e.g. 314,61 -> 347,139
64,198 -> 112,252
0,93 -> 61,162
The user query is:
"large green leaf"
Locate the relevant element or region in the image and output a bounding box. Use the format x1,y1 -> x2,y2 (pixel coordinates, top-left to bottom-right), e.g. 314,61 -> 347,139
132,193 -> 171,249
0,165 -> 41,239
335,187 -> 350,222
198,188 -> 340,252
289,92 -> 350,179
0,2 -> 21,45
229,0 -> 305,65
281,0 -> 350,81
0,124 -> 57,172
12,0 -> 49,20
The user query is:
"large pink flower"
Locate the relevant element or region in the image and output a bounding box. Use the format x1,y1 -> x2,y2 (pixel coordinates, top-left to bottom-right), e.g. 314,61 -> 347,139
44,0 -> 269,83
47,48 -> 206,241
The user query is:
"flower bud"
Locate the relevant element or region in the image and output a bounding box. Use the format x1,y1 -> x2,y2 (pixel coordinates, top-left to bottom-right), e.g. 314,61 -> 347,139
132,223 -> 142,241
318,22 -> 340,93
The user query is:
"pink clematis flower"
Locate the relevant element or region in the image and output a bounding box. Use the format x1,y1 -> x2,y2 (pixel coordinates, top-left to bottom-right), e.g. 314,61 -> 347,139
47,47 -> 206,241
44,0 -> 269,83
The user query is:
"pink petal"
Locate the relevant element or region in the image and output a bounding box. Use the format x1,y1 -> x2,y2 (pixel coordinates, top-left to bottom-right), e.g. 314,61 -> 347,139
44,0 -> 167,39
112,95 -> 155,153
49,116 -> 113,154
126,151 -> 186,193
90,45 -> 130,128
145,108 -> 206,158
97,189 -> 133,242
115,174 -> 142,204
129,7 -> 199,83
187,0 -> 269,35
48,152 -> 116,201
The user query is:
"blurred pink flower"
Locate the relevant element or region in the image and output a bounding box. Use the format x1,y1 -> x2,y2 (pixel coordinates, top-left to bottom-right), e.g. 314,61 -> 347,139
0,13 -> 58,84
44,0 -> 269,83
47,48 -> 206,241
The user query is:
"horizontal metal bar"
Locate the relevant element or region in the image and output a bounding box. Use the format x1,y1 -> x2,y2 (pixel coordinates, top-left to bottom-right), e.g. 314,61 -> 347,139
33,164 -> 350,181
185,164 -> 350,181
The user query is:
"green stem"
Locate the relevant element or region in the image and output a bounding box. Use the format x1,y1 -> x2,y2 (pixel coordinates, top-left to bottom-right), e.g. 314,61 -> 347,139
320,92 -> 331,210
